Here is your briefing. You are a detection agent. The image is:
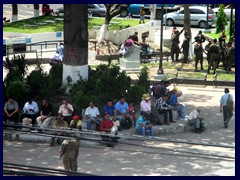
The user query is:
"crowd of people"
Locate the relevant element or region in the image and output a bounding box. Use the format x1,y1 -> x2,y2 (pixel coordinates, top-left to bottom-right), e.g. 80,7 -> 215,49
171,27 -> 235,73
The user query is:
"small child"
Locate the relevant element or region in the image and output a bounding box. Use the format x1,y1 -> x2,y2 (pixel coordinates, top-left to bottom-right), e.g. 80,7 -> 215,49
128,102 -> 137,126
69,115 -> 82,130
139,5 -> 146,24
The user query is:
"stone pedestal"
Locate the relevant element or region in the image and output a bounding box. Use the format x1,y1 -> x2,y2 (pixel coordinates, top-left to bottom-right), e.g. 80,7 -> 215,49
120,45 -> 141,73
154,73 -> 167,81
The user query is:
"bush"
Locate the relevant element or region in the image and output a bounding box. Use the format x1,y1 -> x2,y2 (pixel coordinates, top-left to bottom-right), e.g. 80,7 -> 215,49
137,66 -> 150,92
47,64 -> 63,95
70,64 -> 131,110
26,70 -> 48,99
5,80 -> 30,107
215,4 -> 228,33
126,85 -> 146,106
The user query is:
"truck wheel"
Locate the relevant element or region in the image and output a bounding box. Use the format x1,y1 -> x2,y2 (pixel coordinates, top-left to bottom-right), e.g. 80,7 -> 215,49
120,9 -> 128,17
166,18 -> 174,26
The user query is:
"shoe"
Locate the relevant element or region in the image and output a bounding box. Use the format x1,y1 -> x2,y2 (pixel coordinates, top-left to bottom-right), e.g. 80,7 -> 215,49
31,130 -> 39,133
224,124 -> 228,128
56,138 -> 61,145
149,136 -> 153,139
180,118 -> 188,121
194,129 -> 202,133
170,120 -> 176,123
142,140 -> 147,143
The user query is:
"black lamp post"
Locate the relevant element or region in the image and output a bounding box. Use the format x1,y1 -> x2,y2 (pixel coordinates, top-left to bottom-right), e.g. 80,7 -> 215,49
230,4 -> 233,37
205,4 -> 209,29
158,4 -> 164,74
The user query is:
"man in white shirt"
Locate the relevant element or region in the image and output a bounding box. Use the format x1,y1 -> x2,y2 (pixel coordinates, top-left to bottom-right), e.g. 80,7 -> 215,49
58,99 -> 74,126
20,98 -> 39,126
85,101 -> 102,130
140,94 -> 152,114
188,107 -> 204,133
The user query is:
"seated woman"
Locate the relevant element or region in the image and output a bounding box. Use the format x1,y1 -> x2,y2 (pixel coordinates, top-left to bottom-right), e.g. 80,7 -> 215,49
4,97 -> 19,124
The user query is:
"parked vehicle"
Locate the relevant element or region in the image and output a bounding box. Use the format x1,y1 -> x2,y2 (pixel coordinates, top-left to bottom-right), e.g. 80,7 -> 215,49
163,6 -> 216,28
87,4 -> 106,17
54,7 -> 93,17
212,4 -> 235,20
120,4 -> 180,19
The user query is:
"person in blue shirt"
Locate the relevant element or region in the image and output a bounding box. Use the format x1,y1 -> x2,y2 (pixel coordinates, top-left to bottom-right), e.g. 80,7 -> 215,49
220,88 -> 234,128
57,42 -> 64,60
115,96 -> 131,128
135,112 -> 154,142
170,90 -> 187,120
103,100 -> 116,121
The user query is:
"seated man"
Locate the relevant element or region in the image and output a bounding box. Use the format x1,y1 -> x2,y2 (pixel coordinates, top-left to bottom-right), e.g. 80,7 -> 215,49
36,99 -> 54,131
188,107 -> 205,133
155,94 -> 175,125
4,97 -> 19,124
170,90 -> 187,121
20,98 -> 39,127
135,112 -> 154,142
103,100 -> 117,121
50,115 -> 68,147
58,99 -> 74,126
85,101 -> 102,130
115,96 -> 132,129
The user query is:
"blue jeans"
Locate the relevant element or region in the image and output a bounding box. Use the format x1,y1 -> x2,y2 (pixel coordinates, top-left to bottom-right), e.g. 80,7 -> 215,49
136,126 -> 154,140
188,119 -> 201,129
87,118 -> 102,130
173,105 -> 186,119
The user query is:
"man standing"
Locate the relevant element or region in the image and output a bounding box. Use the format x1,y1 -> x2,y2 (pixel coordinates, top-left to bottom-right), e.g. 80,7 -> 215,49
181,31 -> 190,63
36,99 -> 54,131
139,5 -> 146,24
225,42 -> 235,72
194,30 -> 205,44
194,39 -> 205,71
171,28 -> 184,62
220,88 -> 234,128
60,138 -> 80,172
207,38 -> 220,74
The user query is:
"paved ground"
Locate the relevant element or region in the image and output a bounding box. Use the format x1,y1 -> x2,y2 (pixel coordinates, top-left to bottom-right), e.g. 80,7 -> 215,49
3,85 -> 235,176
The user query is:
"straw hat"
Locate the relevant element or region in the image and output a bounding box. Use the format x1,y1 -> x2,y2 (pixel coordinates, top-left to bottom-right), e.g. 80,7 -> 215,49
142,94 -> 150,100
173,86 -> 178,91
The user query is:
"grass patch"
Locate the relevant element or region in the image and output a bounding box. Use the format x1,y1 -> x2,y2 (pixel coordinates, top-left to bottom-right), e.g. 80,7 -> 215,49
205,29 -> 230,41
3,16 -> 147,33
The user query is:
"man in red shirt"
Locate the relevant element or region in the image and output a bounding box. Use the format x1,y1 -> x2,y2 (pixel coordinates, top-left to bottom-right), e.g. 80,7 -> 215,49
100,112 -> 113,132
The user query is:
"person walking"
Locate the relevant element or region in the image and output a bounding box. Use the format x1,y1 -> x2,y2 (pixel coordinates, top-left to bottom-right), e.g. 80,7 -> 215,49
60,138 -> 80,172
220,88 -> 234,128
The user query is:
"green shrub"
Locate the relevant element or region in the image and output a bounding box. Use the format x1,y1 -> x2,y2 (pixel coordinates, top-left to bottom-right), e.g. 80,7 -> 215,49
215,5 -> 228,33
5,80 -> 30,107
126,85 -> 146,106
26,70 -> 48,99
137,66 -> 150,92
47,64 -> 63,95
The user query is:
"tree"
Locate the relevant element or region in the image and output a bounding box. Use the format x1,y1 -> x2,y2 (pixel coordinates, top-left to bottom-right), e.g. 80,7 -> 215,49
215,4 -> 228,33
97,4 -> 130,42
183,4 -> 193,58
62,4 -> 89,94
12,4 -> 18,22
33,4 -> 39,17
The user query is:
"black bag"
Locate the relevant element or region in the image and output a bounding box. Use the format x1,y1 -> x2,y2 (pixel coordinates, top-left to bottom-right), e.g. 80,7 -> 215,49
121,117 -> 132,129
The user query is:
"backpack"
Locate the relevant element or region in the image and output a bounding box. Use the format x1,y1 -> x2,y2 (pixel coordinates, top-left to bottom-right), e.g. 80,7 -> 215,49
121,117 -> 132,130
151,83 -> 161,96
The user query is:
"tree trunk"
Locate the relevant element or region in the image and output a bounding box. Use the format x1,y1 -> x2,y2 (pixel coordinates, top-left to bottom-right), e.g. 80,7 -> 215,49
97,10 -> 111,42
183,4 -> 193,58
150,4 -> 156,20
62,4 -> 89,93
33,4 -> 39,17
12,4 -> 18,22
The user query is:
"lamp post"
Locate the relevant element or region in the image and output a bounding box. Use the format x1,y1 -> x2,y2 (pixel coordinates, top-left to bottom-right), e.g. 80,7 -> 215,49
229,4 -> 233,37
157,4 -> 164,74
204,4 -> 211,33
